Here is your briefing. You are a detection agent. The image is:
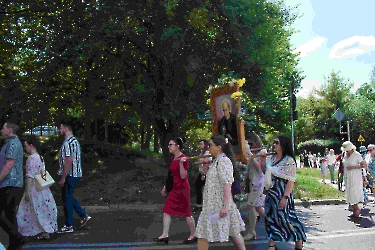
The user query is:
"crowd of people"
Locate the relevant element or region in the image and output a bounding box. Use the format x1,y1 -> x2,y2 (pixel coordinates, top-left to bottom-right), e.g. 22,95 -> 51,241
155,132 -> 306,250
299,141 -> 375,218
0,120 -> 92,250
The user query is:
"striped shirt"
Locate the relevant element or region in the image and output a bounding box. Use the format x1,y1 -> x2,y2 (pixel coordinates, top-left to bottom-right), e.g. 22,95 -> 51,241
58,135 -> 82,177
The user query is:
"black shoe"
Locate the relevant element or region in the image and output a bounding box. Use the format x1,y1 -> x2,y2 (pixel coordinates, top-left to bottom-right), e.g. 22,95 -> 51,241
183,237 -> 197,244
193,207 -> 202,212
153,237 -> 169,244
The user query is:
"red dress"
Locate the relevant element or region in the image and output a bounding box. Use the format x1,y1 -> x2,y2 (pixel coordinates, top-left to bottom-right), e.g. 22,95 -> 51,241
162,154 -> 192,217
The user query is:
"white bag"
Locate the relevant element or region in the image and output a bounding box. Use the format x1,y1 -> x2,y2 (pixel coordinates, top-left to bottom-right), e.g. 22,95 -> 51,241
264,167 -> 273,190
34,170 -> 55,192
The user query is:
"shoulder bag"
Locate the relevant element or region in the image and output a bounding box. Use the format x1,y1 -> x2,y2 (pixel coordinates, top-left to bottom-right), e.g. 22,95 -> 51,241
33,156 -> 55,192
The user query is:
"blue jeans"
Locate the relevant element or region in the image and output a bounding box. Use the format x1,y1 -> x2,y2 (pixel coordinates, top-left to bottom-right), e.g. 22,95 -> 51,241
62,176 -> 88,227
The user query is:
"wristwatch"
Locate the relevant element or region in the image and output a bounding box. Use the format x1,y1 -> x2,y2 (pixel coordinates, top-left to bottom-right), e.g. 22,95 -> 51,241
222,204 -> 228,208
283,195 -> 289,200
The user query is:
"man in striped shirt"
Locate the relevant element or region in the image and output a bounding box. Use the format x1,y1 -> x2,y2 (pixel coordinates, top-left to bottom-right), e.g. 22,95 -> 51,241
57,122 -> 91,233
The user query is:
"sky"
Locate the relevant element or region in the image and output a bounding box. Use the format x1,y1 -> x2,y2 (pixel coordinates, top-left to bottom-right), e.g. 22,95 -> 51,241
284,0 -> 375,98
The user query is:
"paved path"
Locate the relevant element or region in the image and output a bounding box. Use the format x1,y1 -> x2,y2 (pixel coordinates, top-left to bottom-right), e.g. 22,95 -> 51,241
2,201 -> 375,249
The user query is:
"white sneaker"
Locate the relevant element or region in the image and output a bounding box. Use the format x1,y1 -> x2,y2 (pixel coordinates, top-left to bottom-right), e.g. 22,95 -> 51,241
57,225 -> 74,233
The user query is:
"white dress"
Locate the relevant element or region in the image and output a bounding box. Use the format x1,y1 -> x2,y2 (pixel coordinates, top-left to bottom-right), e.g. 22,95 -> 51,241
195,154 -> 245,242
246,149 -> 267,207
343,151 -> 364,204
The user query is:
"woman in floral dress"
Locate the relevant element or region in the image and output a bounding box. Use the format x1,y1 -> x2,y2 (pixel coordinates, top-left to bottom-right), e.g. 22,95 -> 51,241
17,135 -> 58,239
244,131 -> 267,240
263,135 -> 306,250
195,135 -> 246,250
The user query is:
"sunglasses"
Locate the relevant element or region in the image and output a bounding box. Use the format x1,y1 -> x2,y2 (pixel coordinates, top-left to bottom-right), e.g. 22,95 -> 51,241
369,149 -> 374,151
273,140 -> 280,145
168,143 -> 177,146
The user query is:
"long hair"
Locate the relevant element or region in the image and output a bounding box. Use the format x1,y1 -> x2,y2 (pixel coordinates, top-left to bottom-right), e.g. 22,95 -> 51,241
246,131 -> 264,149
211,134 -> 235,166
277,134 -> 296,163
199,139 -> 209,156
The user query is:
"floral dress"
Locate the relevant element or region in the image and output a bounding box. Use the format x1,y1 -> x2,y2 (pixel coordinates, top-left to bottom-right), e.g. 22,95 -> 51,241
196,154 -> 245,242
17,153 -> 58,236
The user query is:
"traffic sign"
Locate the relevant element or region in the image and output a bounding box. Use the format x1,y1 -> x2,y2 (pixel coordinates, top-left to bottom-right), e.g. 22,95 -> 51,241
334,108 -> 345,121
358,134 -> 365,142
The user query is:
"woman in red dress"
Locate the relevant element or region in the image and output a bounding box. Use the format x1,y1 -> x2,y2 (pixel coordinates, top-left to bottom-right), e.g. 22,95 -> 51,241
153,137 -> 196,244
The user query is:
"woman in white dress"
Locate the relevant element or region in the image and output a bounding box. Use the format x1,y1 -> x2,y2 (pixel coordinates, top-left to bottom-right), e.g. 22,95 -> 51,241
243,131 -> 266,240
195,134 -> 246,250
341,141 -> 365,217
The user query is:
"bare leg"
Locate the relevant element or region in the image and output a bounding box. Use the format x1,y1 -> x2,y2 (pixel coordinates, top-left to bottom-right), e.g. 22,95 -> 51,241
229,234 -> 246,250
295,239 -> 303,249
255,206 -> 265,218
268,240 -> 277,250
186,216 -> 195,239
243,207 -> 257,240
160,213 -> 171,238
198,238 -> 209,250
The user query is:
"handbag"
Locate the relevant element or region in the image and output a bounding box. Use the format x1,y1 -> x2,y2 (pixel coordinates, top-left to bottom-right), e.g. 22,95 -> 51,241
165,170 -> 173,193
34,170 -> 55,192
33,155 -> 55,192
264,166 -> 273,190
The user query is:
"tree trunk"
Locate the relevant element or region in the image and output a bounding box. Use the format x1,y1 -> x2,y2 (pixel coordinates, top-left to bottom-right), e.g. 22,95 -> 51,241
153,129 -> 159,153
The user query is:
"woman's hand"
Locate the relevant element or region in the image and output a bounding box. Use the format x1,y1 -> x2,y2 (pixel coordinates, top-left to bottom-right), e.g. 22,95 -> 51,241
278,197 -> 287,210
219,207 -> 229,218
201,175 -> 206,181
161,186 -> 167,197
180,157 -> 187,163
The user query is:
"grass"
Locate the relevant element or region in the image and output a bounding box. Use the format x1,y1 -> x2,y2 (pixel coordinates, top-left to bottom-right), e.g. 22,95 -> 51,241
294,168 -> 345,201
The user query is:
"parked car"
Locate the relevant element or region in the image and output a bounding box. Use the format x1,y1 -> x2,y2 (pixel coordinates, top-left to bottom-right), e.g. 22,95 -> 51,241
24,126 -> 58,136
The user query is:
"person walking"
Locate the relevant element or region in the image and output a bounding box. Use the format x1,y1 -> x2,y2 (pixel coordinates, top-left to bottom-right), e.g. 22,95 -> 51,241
153,137 -> 196,244
57,121 -> 91,233
0,122 -> 27,250
195,135 -> 246,250
320,158 -> 328,183
243,131 -> 266,241
17,135 -> 58,239
263,134 -> 306,250
336,152 -> 345,191
365,144 -> 375,194
341,141 -> 365,217
326,149 -> 336,184
193,140 -> 211,212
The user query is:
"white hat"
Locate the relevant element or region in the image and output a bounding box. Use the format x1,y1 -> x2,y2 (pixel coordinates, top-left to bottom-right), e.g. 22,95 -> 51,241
341,141 -> 356,152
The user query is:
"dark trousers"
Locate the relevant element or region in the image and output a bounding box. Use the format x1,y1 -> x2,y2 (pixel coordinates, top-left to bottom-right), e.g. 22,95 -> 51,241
62,176 -> 88,227
0,187 -> 22,242
195,174 -> 206,205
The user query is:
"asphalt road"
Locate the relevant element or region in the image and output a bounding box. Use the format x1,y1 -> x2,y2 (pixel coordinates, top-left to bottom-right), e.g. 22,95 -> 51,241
2,201 -> 375,249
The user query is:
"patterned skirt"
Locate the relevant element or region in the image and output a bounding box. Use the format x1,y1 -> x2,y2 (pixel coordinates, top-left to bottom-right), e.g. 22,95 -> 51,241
265,176 -> 307,242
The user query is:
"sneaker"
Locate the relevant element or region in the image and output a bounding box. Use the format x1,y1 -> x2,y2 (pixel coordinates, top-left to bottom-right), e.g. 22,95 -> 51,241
57,225 -> 74,234
79,216 -> 92,228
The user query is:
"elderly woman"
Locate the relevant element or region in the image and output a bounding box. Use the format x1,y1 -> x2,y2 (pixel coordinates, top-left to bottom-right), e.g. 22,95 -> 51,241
341,141 -> 365,217
195,134 -> 246,250
262,134 -> 306,250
